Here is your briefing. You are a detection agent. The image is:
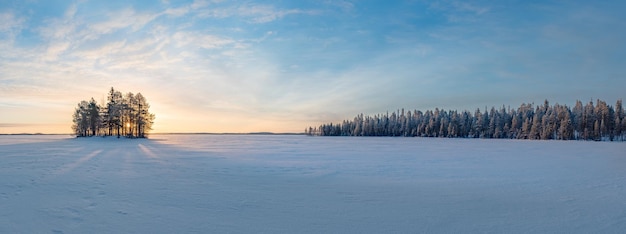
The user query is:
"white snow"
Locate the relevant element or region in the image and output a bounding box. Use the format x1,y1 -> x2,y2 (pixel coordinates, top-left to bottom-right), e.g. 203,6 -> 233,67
1,135 -> 625,233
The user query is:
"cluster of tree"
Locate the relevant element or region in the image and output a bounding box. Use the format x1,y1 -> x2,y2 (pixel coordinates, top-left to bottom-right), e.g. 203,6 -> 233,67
306,99 -> 626,141
72,87 -> 155,138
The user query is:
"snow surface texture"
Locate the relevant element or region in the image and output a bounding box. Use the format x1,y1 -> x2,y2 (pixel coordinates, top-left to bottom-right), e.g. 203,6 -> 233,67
1,135 -> 625,233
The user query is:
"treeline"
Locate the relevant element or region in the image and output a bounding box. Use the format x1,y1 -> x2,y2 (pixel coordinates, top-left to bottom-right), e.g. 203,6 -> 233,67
72,87 -> 155,138
306,99 -> 626,141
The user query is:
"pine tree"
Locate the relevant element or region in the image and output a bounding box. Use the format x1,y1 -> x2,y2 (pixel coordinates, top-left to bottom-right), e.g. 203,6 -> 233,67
622,117 -> 626,141
87,98 -> 100,136
529,111 -> 542,140
572,100 -> 584,139
106,88 -> 123,137
71,87 -> 154,138
306,99 -> 623,141
72,100 -> 89,137
615,100 -> 624,140
583,101 -> 595,140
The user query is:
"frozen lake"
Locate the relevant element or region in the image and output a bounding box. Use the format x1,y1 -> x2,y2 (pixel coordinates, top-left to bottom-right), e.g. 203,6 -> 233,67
1,134 -> 625,233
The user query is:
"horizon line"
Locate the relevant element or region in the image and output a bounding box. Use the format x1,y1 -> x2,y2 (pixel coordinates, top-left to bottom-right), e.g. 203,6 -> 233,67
0,132 -> 305,136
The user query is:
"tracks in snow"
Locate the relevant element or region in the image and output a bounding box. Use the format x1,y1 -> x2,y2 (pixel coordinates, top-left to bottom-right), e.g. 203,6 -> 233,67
0,139 -> 172,233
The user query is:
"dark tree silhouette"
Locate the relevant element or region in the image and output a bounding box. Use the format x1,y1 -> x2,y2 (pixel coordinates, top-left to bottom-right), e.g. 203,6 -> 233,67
72,87 -> 155,138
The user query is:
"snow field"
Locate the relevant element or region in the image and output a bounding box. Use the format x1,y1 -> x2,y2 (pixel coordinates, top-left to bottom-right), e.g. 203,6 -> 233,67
1,135 -> 625,233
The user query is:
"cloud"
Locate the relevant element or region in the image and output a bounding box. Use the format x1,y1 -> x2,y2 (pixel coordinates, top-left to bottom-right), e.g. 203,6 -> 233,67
429,0 -> 490,23
37,4 -> 80,40
324,0 -> 354,12
164,6 -> 190,17
191,0 -> 215,10
0,11 -> 26,56
429,0 -> 490,15
238,5 -> 311,23
172,31 -> 235,49
195,3 -> 317,23
3,0 -> 625,134
0,11 -> 24,33
34,6 -> 158,48
89,8 -> 159,35
38,20 -> 76,41
44,41 -> 71,61
449,1 -> 489,15
73,40 -> 127,60
0,123 -> 34,128
163,0 -> 219,17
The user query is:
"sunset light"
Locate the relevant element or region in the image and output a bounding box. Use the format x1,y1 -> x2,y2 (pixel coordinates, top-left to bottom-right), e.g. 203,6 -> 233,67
1,1 -> 625,232
0,0 -> 624,134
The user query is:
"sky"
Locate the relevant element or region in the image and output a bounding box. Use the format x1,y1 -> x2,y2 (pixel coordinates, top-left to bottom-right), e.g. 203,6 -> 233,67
0,0 -> 625,134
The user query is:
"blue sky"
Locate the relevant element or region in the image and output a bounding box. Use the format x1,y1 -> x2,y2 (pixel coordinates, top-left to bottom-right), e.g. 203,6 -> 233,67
0,0 -> 625,133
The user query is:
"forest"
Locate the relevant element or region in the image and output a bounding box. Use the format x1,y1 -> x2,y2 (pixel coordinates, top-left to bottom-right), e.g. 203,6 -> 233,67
306,99 -> 626,141
72,87 -> 155,138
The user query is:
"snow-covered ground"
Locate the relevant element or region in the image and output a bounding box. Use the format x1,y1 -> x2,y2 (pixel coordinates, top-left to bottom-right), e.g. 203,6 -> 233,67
1,135 -> 625,233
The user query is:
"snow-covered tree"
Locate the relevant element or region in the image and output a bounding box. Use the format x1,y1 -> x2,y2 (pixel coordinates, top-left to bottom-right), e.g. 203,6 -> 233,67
306,99 -> 623,141
71,87 -> 155,138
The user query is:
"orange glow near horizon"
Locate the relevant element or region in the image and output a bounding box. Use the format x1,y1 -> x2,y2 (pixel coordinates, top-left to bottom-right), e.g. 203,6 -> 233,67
2,1 -> 624,135
0,88 -> 324,134
0,107 -> 316,134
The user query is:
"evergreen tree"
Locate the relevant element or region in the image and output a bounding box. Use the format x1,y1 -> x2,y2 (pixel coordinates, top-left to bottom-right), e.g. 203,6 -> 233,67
572,100 -> 584,139
583,101 -> 595,140
71,87 -> 155,138
615,100 -> 624,140
308,99 -> 622,141
72,100 -> 89,137
87,98 -> 100,136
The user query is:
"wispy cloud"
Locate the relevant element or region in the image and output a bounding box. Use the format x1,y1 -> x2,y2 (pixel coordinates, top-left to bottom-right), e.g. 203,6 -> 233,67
37,5 -> 78,40
164,6 -> 190,17
238,4 -> 316,23
194,3 -> 318,23
0,11 -> 24,33
172,31 -> 235,49
1,0 -> 624,133
429,0 -> 490,23
449,1 -> 489,15
44,41 -> 71,61
88,8 -> 160,35
323,0 -> 354,12
0,11 -> 27,58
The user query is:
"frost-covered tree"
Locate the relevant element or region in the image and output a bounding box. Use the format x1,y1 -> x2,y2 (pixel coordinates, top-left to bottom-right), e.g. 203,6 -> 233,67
615,100 -> 624,141
134,93 -> 154,138
87,98 -> 101,136
105,88 -> 123,137
572,100 -> 584,139
582,101 -> 596,140
306,99 -> 623,141
71,98 -> 100,137
72,100 -> 89,137
71,87 -> 155,138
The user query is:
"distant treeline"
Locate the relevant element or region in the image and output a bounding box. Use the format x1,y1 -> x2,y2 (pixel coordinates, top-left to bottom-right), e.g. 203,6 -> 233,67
72,87 -> 155,138
306,99 -> 626,141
